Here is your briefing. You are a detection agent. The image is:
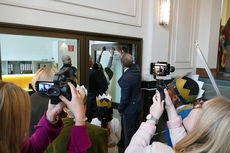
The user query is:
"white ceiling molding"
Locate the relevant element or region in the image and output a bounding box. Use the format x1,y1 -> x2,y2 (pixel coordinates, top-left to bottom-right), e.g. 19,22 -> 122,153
0,0 -> 142,27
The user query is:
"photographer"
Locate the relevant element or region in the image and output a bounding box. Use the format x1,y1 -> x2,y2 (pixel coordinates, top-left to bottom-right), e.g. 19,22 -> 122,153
125,90 -> 230,153
30,68 -> 58,136
0,80 -> 91,153
45,85 -> 108,153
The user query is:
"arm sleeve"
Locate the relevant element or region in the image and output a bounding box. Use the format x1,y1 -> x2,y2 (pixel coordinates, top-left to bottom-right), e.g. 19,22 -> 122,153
167,116 -> 187,147
66,125 -> 91,153
21,112 -> 63,153
118,80 -> 131,113
96,55 -> 102,63
109,119 -> 121,145
125,122 -> 174,153
165,125 -> 173,147
107,56 -> 113,68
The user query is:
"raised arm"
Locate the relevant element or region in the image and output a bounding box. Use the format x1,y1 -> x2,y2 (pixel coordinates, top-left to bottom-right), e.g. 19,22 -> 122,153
60,82 -> 91,153
164,89 -> 187,146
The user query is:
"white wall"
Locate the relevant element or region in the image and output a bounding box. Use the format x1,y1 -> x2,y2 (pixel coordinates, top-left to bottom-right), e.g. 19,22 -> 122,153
0,34 -> 57,61
196,0 -> 222,69
0,0 -> 222,80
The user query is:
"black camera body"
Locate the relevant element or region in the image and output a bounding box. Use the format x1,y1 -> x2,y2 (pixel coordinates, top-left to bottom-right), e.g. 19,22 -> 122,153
35,67 -> 77,104
150,61 -> 175,101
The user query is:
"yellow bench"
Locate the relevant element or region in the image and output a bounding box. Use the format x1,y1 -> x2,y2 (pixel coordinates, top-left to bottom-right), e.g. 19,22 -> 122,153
2,74 -> 35,91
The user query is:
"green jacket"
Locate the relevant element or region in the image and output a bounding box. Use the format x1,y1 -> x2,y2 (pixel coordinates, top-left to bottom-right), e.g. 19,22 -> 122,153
45,118 -> 108,153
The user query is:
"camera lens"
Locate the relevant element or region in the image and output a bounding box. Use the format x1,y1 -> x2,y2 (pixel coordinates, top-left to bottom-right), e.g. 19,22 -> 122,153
47,87 -> 60,97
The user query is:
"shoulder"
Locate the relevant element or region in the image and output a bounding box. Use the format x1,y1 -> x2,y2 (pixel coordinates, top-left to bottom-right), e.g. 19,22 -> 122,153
86,122 -> 107,137
151,142 -> 175,153
111,118 -> 120,125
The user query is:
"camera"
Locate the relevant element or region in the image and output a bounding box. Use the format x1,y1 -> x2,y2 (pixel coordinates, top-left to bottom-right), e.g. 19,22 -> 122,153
35,67 -> 77,104
150,61 -> 175,101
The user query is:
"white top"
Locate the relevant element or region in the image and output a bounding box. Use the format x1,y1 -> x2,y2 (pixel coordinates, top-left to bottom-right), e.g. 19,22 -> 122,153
125,116 -> 187,153
91,117 -> 121,153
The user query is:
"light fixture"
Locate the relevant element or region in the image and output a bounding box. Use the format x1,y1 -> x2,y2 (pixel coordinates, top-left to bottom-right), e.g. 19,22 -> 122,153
159,0 -> 171,26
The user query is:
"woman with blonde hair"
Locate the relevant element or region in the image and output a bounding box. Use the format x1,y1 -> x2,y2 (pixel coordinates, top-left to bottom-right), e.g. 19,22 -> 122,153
0,80 -> 91,153
125,89 -> 230,153
31,67 -> 58,91
175,97 -> 230,153
30,68 -> 59,135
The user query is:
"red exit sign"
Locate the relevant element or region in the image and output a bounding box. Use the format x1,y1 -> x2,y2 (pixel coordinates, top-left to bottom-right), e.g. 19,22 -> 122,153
68,45 -> 74,52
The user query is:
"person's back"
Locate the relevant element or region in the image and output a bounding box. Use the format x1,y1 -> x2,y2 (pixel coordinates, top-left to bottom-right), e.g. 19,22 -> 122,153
88,64 -> 108,121
91,93 -> 121,153
118,64 -> 142,114
91,117 -> 121,153
29,68 -> 58,136
30,92 -> 49,135
45,118 -> 108,153
118,52 -> 142,148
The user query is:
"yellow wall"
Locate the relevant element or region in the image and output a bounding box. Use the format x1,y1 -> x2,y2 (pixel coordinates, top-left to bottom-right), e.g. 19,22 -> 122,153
2,74 -> 35,91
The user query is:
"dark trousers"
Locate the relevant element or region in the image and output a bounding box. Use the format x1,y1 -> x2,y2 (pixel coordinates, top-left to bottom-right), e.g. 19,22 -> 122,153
122,111 -> 141,148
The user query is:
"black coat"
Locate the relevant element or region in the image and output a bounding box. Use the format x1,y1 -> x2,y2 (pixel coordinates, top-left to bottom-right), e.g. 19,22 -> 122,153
29,92 -> 49,136
118,64 -> 143,114
87,68 -> 108,121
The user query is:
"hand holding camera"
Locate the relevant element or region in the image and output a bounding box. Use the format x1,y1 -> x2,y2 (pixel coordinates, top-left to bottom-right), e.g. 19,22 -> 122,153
150,90 -> 165,120
150,61 -> 175,101
46,100 -> 66,123
36,67 -> 77,104
163,88 -> 174,109
59,82 -> 86,125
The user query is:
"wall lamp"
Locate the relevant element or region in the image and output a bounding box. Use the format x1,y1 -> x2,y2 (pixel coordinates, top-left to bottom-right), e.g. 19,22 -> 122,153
159,0 -> 171,26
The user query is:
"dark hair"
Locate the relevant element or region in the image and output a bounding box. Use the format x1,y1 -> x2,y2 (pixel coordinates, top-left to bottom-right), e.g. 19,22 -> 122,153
97,108 -> 113,128
120,53 -> 133,68
92,63 -> 103,71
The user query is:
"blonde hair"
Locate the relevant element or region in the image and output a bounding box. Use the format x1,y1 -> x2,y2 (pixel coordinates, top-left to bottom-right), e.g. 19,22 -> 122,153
31,68 -> 58,91
175,97 -> 230,153
0,81 -> 31,153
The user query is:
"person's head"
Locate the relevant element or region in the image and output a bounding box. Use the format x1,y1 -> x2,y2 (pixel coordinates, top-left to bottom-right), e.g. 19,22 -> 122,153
31,68 -> 58,91
175,97 -> 230,153
92,63 -> 103,71
110,47 -> 115,51
96,94 -> 113,128
62,55 -> 72,65
120,53 -> 133,69
0,81 -> 30,153
167,73 -> 204,107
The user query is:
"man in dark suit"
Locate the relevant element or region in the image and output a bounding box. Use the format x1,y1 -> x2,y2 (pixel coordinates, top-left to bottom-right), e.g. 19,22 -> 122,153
117,52 -> 143,148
